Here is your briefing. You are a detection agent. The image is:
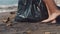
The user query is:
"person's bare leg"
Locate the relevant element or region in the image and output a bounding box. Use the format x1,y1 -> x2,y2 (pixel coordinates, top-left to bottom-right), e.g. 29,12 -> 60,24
43,0 -> 59,13
41,0 -> 60,23
44,4 -> 56,23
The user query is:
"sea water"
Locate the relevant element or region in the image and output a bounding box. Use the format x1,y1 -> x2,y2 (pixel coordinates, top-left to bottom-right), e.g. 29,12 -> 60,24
0,0 -> 18,5
0,0 -> 18,13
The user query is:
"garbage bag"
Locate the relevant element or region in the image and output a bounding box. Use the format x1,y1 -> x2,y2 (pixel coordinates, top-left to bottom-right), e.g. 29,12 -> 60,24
15,0 -> 48,22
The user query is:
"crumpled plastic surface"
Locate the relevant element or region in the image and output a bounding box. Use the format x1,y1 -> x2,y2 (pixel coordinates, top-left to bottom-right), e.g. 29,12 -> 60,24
15,0 -> 48,22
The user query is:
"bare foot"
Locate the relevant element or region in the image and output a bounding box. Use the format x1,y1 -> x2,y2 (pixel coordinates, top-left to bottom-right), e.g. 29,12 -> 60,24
51,19 -> 56,23
41,12 -> 60,23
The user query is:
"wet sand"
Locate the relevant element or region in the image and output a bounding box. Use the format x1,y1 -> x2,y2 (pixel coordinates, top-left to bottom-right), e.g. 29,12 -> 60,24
0,12 -> 60,34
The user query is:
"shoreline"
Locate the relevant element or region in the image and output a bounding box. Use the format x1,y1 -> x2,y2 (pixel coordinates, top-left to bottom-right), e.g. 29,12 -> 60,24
0,4 -> 18,8
0,4 -> 18,13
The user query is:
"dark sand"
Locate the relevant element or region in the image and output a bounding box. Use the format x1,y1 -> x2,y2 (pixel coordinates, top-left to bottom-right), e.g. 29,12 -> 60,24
0,12 -> 60,34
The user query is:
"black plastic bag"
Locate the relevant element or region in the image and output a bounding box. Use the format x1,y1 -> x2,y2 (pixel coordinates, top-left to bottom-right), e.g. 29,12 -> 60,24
15,0 -> 48,22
